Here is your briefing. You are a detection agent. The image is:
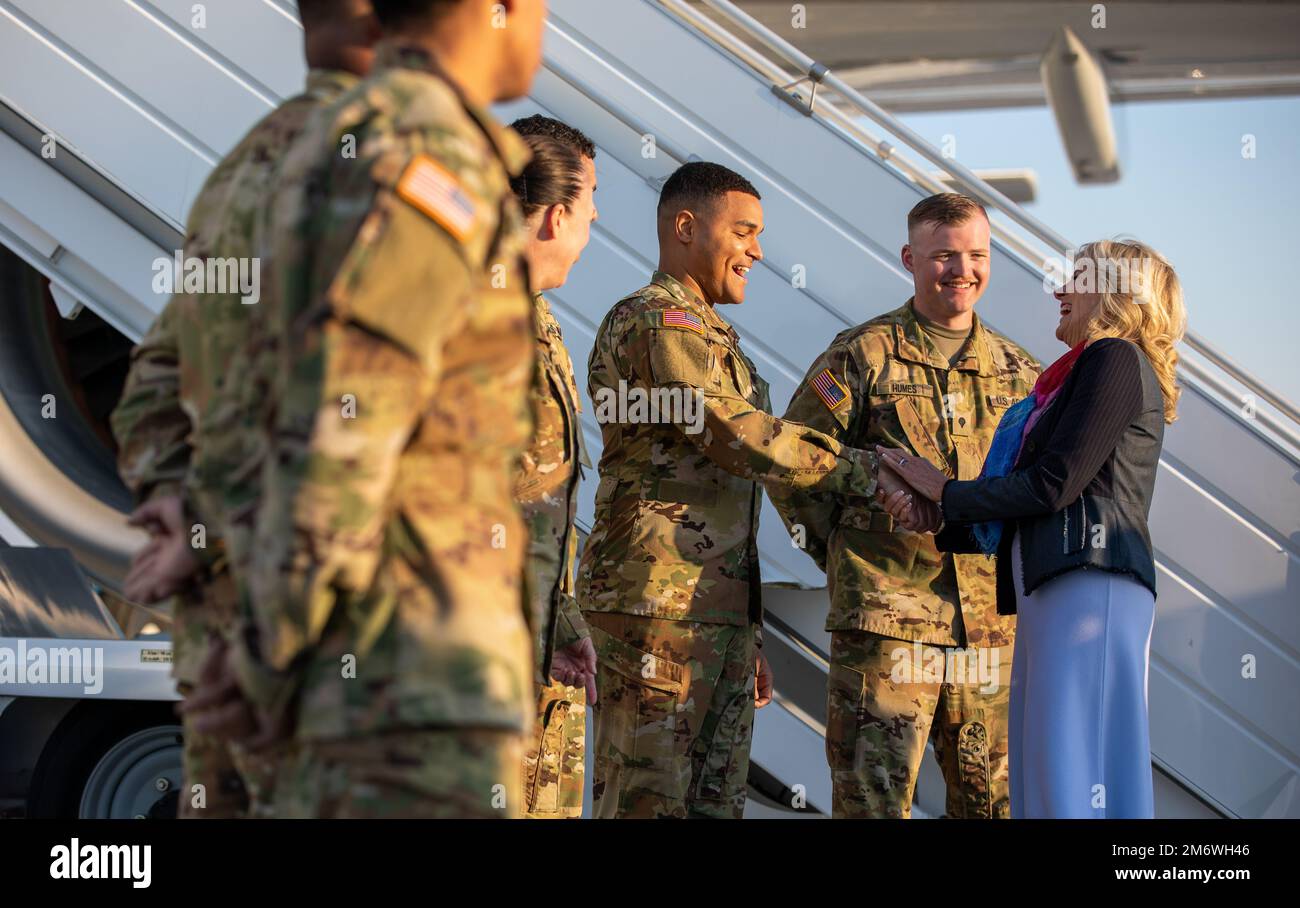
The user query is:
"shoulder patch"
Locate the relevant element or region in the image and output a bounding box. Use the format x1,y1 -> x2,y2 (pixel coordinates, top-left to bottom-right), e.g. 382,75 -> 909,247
395,154 -> 478,241
812,368 -> 850,410
659,309 -> 705,335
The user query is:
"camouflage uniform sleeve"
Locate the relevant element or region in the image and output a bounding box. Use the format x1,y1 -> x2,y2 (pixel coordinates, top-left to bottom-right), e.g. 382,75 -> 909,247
245,158 -> 475,681
110,301 -> 191,505
552,593 -> 591,651
619,321 -> 878,497
765,342 -> 868,572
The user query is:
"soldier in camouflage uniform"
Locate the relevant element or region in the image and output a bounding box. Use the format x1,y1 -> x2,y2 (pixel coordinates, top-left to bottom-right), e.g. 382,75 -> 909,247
109,0 -> 380,818
507,116 -> 600,819
577,162 -> 882,819
768,194 -> 1041,818
222,0 -> 549,819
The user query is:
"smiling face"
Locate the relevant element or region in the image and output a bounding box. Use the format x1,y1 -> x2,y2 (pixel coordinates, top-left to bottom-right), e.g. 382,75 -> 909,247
902,215 -> 991,327
681,190 -> 764,306
1054,262 -> 1104,347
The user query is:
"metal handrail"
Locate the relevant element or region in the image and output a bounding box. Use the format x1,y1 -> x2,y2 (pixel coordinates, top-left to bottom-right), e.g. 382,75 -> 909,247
660,0 -> 1300,446
658,1 -> 1063,286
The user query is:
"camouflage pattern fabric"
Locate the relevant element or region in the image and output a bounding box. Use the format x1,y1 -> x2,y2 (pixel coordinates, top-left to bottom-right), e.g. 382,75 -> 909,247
770,300 -> 1035,819
523,679 -> 586,819
577,271 -> 879,628
175,681 -> 286,819
274,729 -> 523,819
826,630 -> 1012,819
110,70 -> 358,818
112,68 -> 358,680
516,293 -> 591,818
228,42 -> 535,753
586,612 -> 755,819
516,293 -> 591,682
176,683 -> 247,819
768,301 -> 1040,647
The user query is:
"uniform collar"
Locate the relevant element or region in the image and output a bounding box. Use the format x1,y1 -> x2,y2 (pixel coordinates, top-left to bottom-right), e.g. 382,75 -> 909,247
894,299 -> 995,375
649,270 -> 737,340
304,68 -> 359,99
533,293 -> 558,343
371,41 -> 531,177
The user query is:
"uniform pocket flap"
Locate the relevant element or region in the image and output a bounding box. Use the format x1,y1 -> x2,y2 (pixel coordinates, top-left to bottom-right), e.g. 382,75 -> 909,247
828,662 -> 865,702
594,475 -> 622,507
896,397 -> 951,474
589,624 -> 687,696
652,478 -> 719,507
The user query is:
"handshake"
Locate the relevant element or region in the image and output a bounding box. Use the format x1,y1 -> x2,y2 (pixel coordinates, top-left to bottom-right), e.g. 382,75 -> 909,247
873,445 -> 952,535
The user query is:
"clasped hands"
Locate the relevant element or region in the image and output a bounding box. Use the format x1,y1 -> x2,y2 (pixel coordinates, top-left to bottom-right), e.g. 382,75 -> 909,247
124,495 -> 282,747
873,446 -> 951,535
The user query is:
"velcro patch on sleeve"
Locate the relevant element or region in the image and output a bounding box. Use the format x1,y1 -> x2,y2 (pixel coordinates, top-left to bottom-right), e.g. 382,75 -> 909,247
659,308 -> 705,335
986,393 -> 1018,409
872,380 -> 933,397
812,367 -> 850,410
395,154 -> 478,242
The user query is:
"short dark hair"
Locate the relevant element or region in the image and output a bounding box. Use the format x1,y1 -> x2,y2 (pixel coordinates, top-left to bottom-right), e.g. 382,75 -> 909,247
657,161 -> 760,218
907,192 -> 988,235
511,114 -> 596,161
509,116 -> 597,218
297,0 -> 354,27
369,0 -> 462,29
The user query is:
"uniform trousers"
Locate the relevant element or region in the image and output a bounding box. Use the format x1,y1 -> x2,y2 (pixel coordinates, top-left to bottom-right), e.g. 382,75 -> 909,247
586,612 -> 756,819
523,679 -> 586,818
273,728 -> 524,819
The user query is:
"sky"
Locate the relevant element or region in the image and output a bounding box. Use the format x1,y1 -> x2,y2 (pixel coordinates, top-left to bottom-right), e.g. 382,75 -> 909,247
899,95 -> 1300,405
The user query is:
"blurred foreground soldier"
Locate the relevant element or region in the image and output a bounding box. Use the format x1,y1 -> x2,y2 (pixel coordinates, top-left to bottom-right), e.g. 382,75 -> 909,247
577,162 -> 882,818
768,193 -> 1040,818
211,0 -> 548,819
109,0 -> 380,818
509,115 -> 600,819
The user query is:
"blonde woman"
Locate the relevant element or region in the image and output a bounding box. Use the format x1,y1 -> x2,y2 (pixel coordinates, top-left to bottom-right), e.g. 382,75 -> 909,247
877,239 -> 1186,818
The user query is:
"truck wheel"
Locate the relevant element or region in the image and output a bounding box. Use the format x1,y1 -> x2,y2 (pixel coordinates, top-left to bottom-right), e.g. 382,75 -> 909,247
27,702 -> 182,818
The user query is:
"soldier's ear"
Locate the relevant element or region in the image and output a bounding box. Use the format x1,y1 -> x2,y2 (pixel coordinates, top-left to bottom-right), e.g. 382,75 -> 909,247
545,202 -> 566,240
675,210 -> 695,245
900,243 -> 915,275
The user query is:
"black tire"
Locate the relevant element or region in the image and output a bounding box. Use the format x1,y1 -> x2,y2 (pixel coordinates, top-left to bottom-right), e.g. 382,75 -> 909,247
26,701 -> 182,818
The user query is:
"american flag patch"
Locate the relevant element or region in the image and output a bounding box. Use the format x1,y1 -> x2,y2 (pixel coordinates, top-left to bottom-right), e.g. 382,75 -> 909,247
395,154 -> 478,241
812,367 -> 849,410
660,308 -> 705,335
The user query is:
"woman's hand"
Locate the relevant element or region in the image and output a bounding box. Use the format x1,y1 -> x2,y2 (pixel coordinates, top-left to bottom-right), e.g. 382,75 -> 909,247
877,462 -> 942,533
875,447 -> 950,503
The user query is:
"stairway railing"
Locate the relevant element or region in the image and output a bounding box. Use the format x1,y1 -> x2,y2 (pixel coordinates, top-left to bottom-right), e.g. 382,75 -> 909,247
659,0 -> 1300,453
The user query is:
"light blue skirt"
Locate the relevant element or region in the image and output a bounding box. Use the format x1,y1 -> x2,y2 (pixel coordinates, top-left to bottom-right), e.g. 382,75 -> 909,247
1010,533 -> 1156,818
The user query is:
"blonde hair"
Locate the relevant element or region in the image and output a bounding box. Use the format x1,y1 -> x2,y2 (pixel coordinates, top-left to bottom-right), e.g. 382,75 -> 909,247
1075,238 -> 1187,424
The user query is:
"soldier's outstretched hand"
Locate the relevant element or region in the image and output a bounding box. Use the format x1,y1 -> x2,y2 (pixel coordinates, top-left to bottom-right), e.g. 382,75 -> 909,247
876,463 -> 942,534
755,649 -> 773,709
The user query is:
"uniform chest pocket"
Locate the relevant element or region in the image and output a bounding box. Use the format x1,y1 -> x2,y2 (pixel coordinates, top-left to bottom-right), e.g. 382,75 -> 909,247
628,481 -> 749,566
542,367 -> 577,467
698,341 -> 729,393
722,347 -> 756,401
882,395 -> 951,474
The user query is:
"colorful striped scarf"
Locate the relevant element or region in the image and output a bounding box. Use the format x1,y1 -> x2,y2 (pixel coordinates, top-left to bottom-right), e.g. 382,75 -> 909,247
972,342 -> 1086,554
